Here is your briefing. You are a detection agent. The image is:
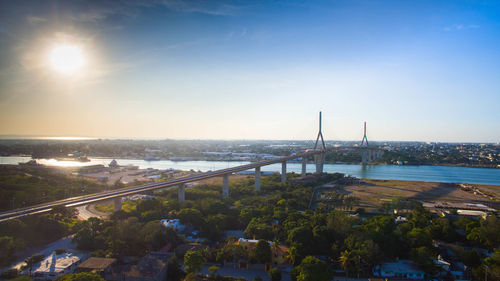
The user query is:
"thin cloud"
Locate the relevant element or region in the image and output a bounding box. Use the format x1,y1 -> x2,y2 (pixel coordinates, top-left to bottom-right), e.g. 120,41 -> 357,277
26,16 -> 47,25
443,24 -> 480,31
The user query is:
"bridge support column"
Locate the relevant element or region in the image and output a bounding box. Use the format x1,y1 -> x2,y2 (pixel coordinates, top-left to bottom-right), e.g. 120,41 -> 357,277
222,174 -> 229,198
281,161 -> 287,183
255,167 -> 261,191
178,184 -> 185,202
315,153 -> 324,173
114,197 -> 122,212
301,157 -> 306,177
361,150 -> 368,165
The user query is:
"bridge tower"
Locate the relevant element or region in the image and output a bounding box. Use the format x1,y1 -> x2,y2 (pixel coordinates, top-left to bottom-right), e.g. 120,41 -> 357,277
314,111 -> 326,173
360,121 -> 370,165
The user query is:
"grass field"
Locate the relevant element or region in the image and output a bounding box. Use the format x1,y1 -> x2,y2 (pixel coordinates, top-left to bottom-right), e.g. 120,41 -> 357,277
341,179 -> 500,210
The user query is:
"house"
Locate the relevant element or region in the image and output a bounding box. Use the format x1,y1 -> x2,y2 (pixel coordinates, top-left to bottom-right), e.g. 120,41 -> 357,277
174,243 -> 207,257
161,219 -> 202,241
373,260 -> 425,280
32,251 -> 83,280
160,219 -> 186,232
235,239 -> 290,266
434,255 -> 451,272
75,257 -> 116,276
150,243 -> 174,260
110,255 -> 167,281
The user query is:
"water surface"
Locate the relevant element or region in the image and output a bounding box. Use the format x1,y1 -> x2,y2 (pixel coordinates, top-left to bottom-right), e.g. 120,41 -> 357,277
1,156 -> 499,185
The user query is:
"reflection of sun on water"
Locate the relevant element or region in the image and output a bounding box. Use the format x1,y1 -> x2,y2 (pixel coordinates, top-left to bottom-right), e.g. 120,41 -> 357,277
49,44 -> 85,75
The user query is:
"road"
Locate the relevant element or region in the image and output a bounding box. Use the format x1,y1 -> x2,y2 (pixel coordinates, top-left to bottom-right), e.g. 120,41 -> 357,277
75,204 -> 107,220
0,146 -> 380,222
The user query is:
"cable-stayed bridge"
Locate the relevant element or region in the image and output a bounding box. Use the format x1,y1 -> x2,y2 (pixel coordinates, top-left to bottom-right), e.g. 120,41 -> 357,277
0,113 -> 384,222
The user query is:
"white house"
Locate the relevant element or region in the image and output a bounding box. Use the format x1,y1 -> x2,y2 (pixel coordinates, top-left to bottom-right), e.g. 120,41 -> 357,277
160,219 -> 186,232
32,251 -> 83,280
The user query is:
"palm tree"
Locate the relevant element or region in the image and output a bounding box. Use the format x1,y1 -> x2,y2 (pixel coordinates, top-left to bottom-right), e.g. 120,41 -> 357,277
339,250 -> 353,277
286,245 -> 298,266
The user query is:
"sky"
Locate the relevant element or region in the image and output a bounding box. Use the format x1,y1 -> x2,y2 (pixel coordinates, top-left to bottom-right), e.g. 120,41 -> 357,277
0,0 -> 499,142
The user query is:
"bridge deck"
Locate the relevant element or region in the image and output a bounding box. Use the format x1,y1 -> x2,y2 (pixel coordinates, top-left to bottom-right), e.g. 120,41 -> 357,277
0,146 -> 383,222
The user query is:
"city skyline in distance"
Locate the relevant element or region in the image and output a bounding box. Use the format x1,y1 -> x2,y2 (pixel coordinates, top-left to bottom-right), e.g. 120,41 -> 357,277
1,1 -> 499,142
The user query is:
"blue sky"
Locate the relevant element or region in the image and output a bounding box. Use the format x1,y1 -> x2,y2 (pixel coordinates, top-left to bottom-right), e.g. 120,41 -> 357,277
0,0 -> 499,142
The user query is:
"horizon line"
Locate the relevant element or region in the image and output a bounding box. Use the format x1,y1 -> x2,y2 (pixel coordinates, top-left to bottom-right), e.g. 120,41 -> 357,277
0,135 -> 498,145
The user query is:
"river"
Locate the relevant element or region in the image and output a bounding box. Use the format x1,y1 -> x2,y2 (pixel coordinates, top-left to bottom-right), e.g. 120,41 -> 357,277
1,156 -> 499,186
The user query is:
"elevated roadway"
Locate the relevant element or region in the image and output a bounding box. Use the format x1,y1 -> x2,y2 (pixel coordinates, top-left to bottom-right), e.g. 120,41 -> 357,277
0,145 -> 385,222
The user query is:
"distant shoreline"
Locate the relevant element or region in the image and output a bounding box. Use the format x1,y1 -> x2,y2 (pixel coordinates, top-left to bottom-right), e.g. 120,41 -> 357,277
2,154 -> 499,170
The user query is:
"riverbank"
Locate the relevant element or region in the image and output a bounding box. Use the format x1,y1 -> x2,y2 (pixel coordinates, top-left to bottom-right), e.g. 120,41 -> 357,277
1,156 -> 500,185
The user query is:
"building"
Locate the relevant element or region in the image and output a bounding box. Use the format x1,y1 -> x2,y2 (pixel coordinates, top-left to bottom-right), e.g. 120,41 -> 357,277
110,255 -> 167,281
160,219 -> 186,232
78,164 -> 106,174
174,243 -> 207,257
32,251 -> 83,280
373,260 -> 425,280
235,238 -> 290,266
161,219 -> 202,241
76,257 -> 116,276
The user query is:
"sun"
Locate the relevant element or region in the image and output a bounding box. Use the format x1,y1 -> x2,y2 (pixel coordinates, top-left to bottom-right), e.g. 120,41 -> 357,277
49,44 -> 85,75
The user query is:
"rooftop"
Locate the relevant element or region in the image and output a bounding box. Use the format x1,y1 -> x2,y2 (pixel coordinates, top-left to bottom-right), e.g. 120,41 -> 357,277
377,260 -> 424,274
77,257 -> 117,271
33,252 -> 82,274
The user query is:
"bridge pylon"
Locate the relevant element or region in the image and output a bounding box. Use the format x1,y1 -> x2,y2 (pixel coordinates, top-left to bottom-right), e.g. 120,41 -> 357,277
314,112 -> 326,173
361,122 -> 369,165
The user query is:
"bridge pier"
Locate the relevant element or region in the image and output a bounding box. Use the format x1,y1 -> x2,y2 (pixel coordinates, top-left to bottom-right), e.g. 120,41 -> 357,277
222,174 -> 229,198
361,150 -> 368,165
281,161 -> 287,183
178,184 -> 185,202
255,167 -> 261,191
114,197 -> 122,212
301,157 -> 306,177
315,153 -> 324,173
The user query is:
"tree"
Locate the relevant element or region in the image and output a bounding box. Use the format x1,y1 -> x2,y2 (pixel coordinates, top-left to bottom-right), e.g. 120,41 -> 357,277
293,256 -> 333,281
24,254 -> 44,276
287,226 -> 314,252
50,205 -> 77,218
167,256 -> 185,281
140,220 -> 180,251
208,265 -> 219,277
251,240 -> 272,264
269,267 -> 282,281
410,246 -> 437,274
0,236 -> 16,266
177,208 -> 204,228
244,218 -> 274,240
482,249 -> 500,281
339,250 -> 357,277
55,273 -> 105,281
286,245 -> 298,266
184,250 -> 206,274
136,198 -> 163,214
73,217 -> 105,251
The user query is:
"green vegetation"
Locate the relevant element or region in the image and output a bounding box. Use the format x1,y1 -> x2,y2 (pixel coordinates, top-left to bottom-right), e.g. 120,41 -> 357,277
3,169 -> 500,280
0,166 -> 106,211
184,250 -> 206,273
55,272 -> 104,281
0,206 -> 79,267
268,267 -> 282,281
292,256 -> 333,281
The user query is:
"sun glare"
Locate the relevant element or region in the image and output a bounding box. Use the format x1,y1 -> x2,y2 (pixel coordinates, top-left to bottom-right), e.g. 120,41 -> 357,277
49,44 -> 85,75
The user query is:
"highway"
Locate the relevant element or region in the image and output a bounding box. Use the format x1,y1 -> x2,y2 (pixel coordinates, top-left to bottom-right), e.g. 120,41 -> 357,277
0,150 -> 320,222
0,146 -> 383,222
